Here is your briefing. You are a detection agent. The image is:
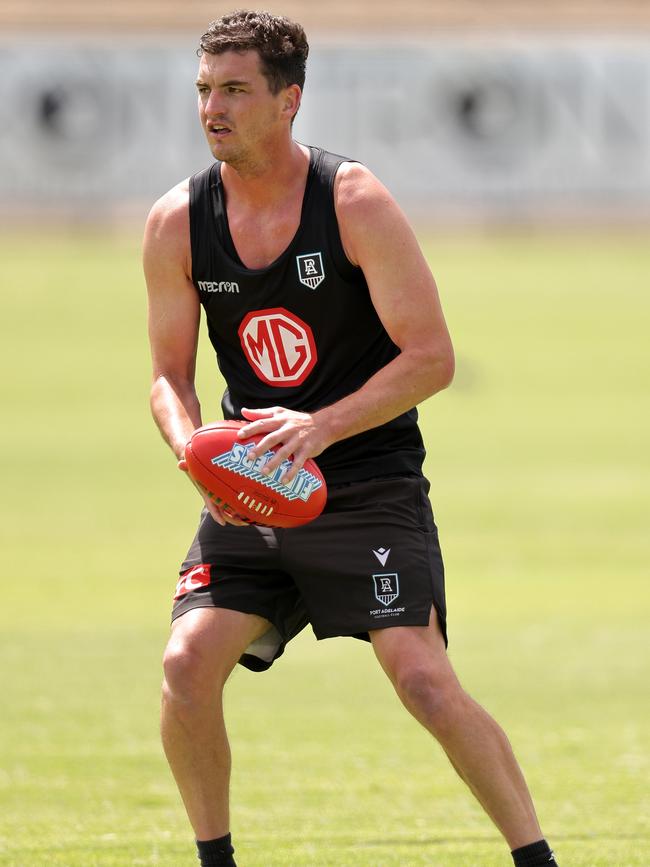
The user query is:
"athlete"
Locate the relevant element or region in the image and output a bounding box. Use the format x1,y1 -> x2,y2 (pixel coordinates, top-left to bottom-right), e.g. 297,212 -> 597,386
144,10 -> 558,867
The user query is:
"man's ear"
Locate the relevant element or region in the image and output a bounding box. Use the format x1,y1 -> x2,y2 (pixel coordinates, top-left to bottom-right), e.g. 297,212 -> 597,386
283,84 -> 302,121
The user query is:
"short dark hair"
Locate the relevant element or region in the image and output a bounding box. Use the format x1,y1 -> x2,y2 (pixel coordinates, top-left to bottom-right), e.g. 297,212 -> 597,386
198,10 -> 309,95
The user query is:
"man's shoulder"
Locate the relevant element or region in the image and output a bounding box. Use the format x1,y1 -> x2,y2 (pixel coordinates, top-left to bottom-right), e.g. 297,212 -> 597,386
330,158 -> 414,269
143,178 -> 193,268
145,178 -> 191,242
333,161 -> 395,223
334,160 -> 373,194
148,178 -> 190,220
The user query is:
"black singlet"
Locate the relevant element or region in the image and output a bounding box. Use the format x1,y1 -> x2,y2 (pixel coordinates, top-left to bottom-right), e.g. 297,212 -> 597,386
188,145 -> 425,485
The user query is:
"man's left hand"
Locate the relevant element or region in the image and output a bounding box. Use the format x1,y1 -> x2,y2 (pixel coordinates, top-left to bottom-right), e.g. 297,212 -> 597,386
238,406 -> 331,483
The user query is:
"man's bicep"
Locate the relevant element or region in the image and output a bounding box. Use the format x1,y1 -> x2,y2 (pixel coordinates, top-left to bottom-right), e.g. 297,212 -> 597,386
148,277 -> 201,381
144,201 -> 201,381
338,169 -> 450,351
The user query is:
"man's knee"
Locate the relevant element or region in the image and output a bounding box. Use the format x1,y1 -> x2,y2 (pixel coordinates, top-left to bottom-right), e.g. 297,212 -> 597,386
162,607 -> 269,706
394,661 -> 465,736
162,629 -> 229,707
162,639 -> 211,707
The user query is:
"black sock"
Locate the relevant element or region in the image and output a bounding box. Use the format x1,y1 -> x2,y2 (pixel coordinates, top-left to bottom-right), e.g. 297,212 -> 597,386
512,839 -> 558,867
196,833 -> 236,867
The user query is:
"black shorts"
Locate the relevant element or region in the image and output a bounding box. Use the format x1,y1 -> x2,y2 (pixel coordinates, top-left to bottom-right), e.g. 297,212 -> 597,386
171,475 -> 447,671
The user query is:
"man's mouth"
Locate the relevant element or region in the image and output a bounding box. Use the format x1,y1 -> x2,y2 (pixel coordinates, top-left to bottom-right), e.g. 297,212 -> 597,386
208,123 -> 231,138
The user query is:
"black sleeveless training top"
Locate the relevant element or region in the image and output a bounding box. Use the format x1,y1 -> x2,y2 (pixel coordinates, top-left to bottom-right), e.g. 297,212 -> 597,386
188,145 -> 425,485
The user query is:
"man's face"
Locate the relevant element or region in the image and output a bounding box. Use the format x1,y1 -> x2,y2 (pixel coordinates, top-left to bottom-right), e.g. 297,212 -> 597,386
196,50 -> 295,169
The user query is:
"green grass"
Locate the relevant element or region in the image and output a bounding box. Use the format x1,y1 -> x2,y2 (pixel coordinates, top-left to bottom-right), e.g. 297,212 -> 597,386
0,231 -> 648,866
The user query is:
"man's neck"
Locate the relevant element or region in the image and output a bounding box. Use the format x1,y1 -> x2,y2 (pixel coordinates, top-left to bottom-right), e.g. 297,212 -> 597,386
221,140 -> 310,209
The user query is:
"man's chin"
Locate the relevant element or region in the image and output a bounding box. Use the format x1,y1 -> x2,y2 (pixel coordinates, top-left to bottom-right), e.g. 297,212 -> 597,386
210,142 -> 242,165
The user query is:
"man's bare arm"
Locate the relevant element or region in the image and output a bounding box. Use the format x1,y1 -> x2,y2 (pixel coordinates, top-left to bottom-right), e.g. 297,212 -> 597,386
144,183 -> 244,526
323,161 -> 455,438
144,182 -> 202,459
240,162 -> 454,479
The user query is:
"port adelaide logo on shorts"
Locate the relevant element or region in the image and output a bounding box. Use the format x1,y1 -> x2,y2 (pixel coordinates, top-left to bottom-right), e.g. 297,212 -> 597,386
372,573 -> 400,607
296,252 -> 325,289
369,547 -> 404,617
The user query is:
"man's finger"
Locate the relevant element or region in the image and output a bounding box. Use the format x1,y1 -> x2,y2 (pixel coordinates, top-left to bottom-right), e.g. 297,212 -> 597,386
280,451 -> 306,483
259,440 -> 298,476
208,502 -> 226,526
238,417 -> 283,439
241,406 -> 278,419
248,428 -> 292,460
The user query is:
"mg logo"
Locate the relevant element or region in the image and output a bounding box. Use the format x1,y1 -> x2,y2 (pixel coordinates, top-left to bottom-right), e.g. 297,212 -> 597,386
238,307 -> 317,386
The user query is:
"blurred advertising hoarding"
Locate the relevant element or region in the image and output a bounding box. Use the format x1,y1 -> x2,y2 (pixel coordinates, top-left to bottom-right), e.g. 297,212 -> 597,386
0,37 -> 648,222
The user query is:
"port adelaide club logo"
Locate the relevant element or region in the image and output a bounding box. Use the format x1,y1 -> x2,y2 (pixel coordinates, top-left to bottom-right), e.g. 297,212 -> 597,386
296,252 -> 325,289
372,548 -> 400,606
369,547 -> 404,616
373,573 -> 400,607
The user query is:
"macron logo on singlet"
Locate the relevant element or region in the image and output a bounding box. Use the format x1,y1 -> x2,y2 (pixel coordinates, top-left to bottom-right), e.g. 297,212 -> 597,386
198,280 -> 240,294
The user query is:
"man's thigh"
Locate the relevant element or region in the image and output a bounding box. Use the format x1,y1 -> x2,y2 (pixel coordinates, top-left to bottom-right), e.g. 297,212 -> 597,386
170,510 -> 309,671
369,604 -> 454,683
166,606 -> 273,683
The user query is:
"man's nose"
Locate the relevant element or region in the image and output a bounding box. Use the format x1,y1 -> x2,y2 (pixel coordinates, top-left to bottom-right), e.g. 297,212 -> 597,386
204,90 -> 226,117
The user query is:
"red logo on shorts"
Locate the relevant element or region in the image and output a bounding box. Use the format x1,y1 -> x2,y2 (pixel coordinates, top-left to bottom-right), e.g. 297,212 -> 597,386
238,307 -> 317,387
174,564 -> 212,600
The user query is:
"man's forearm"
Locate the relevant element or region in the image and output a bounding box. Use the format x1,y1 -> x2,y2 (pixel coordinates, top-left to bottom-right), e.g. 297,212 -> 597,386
150,375 -> 203,460
315,345 -> 454,449
240,343 -> 454,483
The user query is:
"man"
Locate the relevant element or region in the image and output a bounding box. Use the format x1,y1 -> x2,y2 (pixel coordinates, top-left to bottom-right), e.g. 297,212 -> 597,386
144,10 -> 558,867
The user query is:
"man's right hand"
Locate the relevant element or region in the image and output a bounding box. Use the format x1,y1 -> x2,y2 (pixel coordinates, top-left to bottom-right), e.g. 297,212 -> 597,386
178,457 -> 248,527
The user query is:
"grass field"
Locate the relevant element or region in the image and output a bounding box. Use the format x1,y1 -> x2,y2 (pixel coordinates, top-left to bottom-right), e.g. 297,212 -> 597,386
0,231 -> 648,866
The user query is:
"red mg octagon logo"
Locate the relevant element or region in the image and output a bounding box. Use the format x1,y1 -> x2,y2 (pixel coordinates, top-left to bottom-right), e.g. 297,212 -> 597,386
238,307 -> 317,387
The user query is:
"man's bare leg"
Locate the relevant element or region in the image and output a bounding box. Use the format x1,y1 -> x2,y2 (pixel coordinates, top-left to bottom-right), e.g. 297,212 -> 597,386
370,609 -> 547,853
161,607 -> 271,840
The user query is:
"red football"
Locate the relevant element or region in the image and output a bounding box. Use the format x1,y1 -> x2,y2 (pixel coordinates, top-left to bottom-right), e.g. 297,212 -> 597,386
184,420 -> 327,528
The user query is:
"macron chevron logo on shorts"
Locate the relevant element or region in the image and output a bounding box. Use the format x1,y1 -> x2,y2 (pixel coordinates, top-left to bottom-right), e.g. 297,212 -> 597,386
211,442 -> 323,503
372,547 -> 391,566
